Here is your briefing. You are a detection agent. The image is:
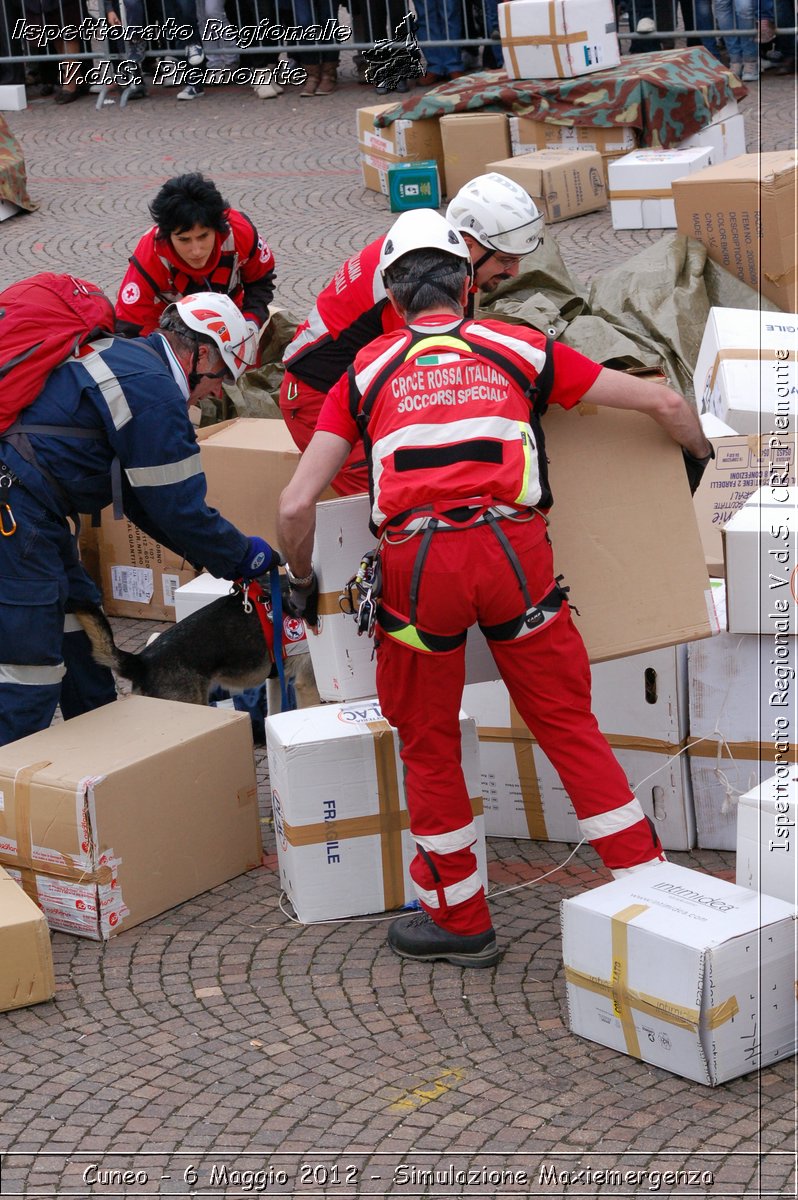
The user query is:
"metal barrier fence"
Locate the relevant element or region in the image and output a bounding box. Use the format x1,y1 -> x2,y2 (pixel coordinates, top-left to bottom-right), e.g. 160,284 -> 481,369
0,0 -> 794,66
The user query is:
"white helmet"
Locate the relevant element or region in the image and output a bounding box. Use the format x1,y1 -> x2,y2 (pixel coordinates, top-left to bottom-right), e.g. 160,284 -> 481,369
446,173 -> 544,256
169,293 -> 257,381
379,208 -> 471,279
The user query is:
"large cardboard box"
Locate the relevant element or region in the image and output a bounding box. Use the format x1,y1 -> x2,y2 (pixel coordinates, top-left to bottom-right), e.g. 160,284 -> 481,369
266,699 -> 488,922
562,863 -> 797,1084
674,100 -> 746,164
357,101 -> 446,197
440,113 -> 511,197
509,114 -> 637,166
0,866 -> 55,1012
723,487 -> 797,635
693,429 -> 796,576
688,581 -> 797,849
487,149 -> 607,223
198,417 -> 336,546
736,771 -> 798,908
463,655 -> 696,850
693,306 -> 798,435
0,697 -> 263,939
499,0 -> 620,80
673,151 -> 798,312
607,147 -> 713,230
0,85 -> 27,112
84,512 -> 200,622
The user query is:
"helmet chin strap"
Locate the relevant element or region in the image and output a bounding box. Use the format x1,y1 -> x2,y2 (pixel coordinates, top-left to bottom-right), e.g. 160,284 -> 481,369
186,339 -> 228,390
472,245 -> 495,274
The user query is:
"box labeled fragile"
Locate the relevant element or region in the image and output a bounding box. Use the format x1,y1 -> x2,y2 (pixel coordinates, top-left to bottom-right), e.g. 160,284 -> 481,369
693,306 -> 798,436
673,151 -> 798,312
266,699 -> 487,922
723,487 -> 797,634
440,113 -> 511,197
388,160 -> 440,211
0,697 -> 263,939
499,0 -> 620,80
487,149 -> 607,222
608,147 -> 713,230
736,770 -> 798,908
357,102 -> 446,196
562,862 -> 797,1084
674,100 -> 746,164
0,866 -> 55,1012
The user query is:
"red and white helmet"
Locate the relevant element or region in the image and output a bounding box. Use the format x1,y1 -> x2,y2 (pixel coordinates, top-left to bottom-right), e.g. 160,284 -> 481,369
169,293 -> 257,381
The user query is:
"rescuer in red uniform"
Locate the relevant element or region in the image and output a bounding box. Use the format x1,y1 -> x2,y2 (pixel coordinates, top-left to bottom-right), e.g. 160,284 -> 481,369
276,210 -> 715,969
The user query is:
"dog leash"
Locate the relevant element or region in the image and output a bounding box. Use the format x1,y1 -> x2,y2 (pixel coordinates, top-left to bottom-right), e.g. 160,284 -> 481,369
269,564 -> 290,713
239,573 -> 290,714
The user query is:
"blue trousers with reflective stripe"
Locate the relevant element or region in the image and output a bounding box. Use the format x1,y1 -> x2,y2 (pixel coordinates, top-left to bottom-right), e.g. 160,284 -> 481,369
0,480 -> 115,746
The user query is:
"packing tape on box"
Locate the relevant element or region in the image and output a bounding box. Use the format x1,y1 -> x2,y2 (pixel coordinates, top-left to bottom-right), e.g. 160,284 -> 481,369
564,902 -> 739,1058
318,590 -> 346,617
479,711 -> 688,840
607,187 -> 675,200
0,761 -> 114,905
502,1 -> 588,79
707,347 -> 798,394
279,719 -> 484,912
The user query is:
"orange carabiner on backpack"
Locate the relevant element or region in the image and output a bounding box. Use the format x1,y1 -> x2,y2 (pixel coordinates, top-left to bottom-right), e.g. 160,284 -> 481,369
0,504 -> 16,536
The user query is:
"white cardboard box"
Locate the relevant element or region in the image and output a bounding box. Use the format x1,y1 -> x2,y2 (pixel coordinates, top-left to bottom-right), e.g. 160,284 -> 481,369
736,771 -> 798,908
562,862 -> 797,1084
693,307 -> 798,435
174,573 -> 233,622
0,85 -> 27,111
608,147 -> 713,230
723,487 -> 797,634
265,699 -> 488,922
687,581 -> 797,849
0,199 -> 23,222
675,101 -> 746,164
499,0 -> 620,80
463,672 -> 695,849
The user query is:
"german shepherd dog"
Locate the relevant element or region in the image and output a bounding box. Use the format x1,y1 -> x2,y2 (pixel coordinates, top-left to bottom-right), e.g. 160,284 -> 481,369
75,578 -> 319,715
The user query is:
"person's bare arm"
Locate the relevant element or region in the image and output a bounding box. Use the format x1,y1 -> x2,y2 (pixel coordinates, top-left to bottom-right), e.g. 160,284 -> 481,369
581,367 -> 713,460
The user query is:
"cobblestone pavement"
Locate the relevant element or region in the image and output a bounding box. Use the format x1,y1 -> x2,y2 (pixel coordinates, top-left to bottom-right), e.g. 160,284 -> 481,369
1,66 -> 796,1199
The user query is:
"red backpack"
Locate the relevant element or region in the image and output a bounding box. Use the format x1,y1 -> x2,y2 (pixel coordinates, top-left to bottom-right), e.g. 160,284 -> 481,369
0,273 -> 116,435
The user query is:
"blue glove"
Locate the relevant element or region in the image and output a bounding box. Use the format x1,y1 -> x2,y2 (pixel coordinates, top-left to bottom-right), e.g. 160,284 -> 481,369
235,537 -> 283,579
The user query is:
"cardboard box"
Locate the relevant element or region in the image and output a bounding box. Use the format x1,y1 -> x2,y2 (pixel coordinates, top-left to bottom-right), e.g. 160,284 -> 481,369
388,160 -> 440,211
174,572 -> 233,622
0,697 -> 263,939
357,101 -> 446,197
440,113 -> 511,198
499,0 -> 620,80
674,101 -> 746,164
308,494 -> 498,701
486,149 -> 607,223
509,114 -> 637,165
198,417 -> 336,547
723,487 -> 797,634
85,512 -> 200,622
463,663 -> 696,850
562,862 -> 797,1084
266,699 -> 488,922
693,307 -> 798,436
608,147 -> 713,230
673,151 -> 798,312
0,85 -> 27,111
693,429 -> 796,575
736,771 -> 798,908
0,867 -> 55,1012
688,581 -> 797,849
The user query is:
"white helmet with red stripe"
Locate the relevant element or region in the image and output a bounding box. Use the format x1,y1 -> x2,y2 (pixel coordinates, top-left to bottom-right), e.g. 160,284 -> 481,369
169,293 -> 256,380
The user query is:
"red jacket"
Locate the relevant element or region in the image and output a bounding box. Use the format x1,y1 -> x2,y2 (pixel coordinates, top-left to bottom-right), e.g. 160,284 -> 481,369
115,208 -> 275,337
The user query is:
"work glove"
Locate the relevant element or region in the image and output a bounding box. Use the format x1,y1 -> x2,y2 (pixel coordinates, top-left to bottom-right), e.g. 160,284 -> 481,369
682,443 -> 715,495
286,570 -> 320,629
235,537 -> 283,580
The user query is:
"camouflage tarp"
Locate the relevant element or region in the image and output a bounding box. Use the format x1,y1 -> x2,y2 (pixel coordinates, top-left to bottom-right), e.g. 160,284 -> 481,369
0,114 -> 36,214
375,47 -> 746,149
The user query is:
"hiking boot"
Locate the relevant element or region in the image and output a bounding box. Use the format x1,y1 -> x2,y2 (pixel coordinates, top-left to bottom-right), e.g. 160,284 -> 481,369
387,912 -> 500,968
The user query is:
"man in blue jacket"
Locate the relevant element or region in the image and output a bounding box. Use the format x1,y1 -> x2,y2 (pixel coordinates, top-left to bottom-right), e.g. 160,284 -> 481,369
0,292 -> 280,746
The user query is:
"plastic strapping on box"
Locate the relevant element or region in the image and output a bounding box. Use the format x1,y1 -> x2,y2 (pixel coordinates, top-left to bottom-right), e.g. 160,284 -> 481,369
708,347 -> 798,393
502,1 -> 587,79
563,902 -> 739,1058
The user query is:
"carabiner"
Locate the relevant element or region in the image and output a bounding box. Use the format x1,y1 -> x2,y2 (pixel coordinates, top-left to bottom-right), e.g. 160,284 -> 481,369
0,505 -> 15,537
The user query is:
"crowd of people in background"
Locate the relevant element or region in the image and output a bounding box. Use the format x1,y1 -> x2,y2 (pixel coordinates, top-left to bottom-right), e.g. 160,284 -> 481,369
1,0 -> 794,102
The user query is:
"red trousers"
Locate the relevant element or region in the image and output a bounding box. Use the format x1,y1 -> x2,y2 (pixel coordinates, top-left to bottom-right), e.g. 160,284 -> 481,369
279,370 -> 369,496
375,513 -> 663,936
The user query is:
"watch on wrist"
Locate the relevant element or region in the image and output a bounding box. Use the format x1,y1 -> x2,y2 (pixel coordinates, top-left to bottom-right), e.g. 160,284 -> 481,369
286,564 -> 314,589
